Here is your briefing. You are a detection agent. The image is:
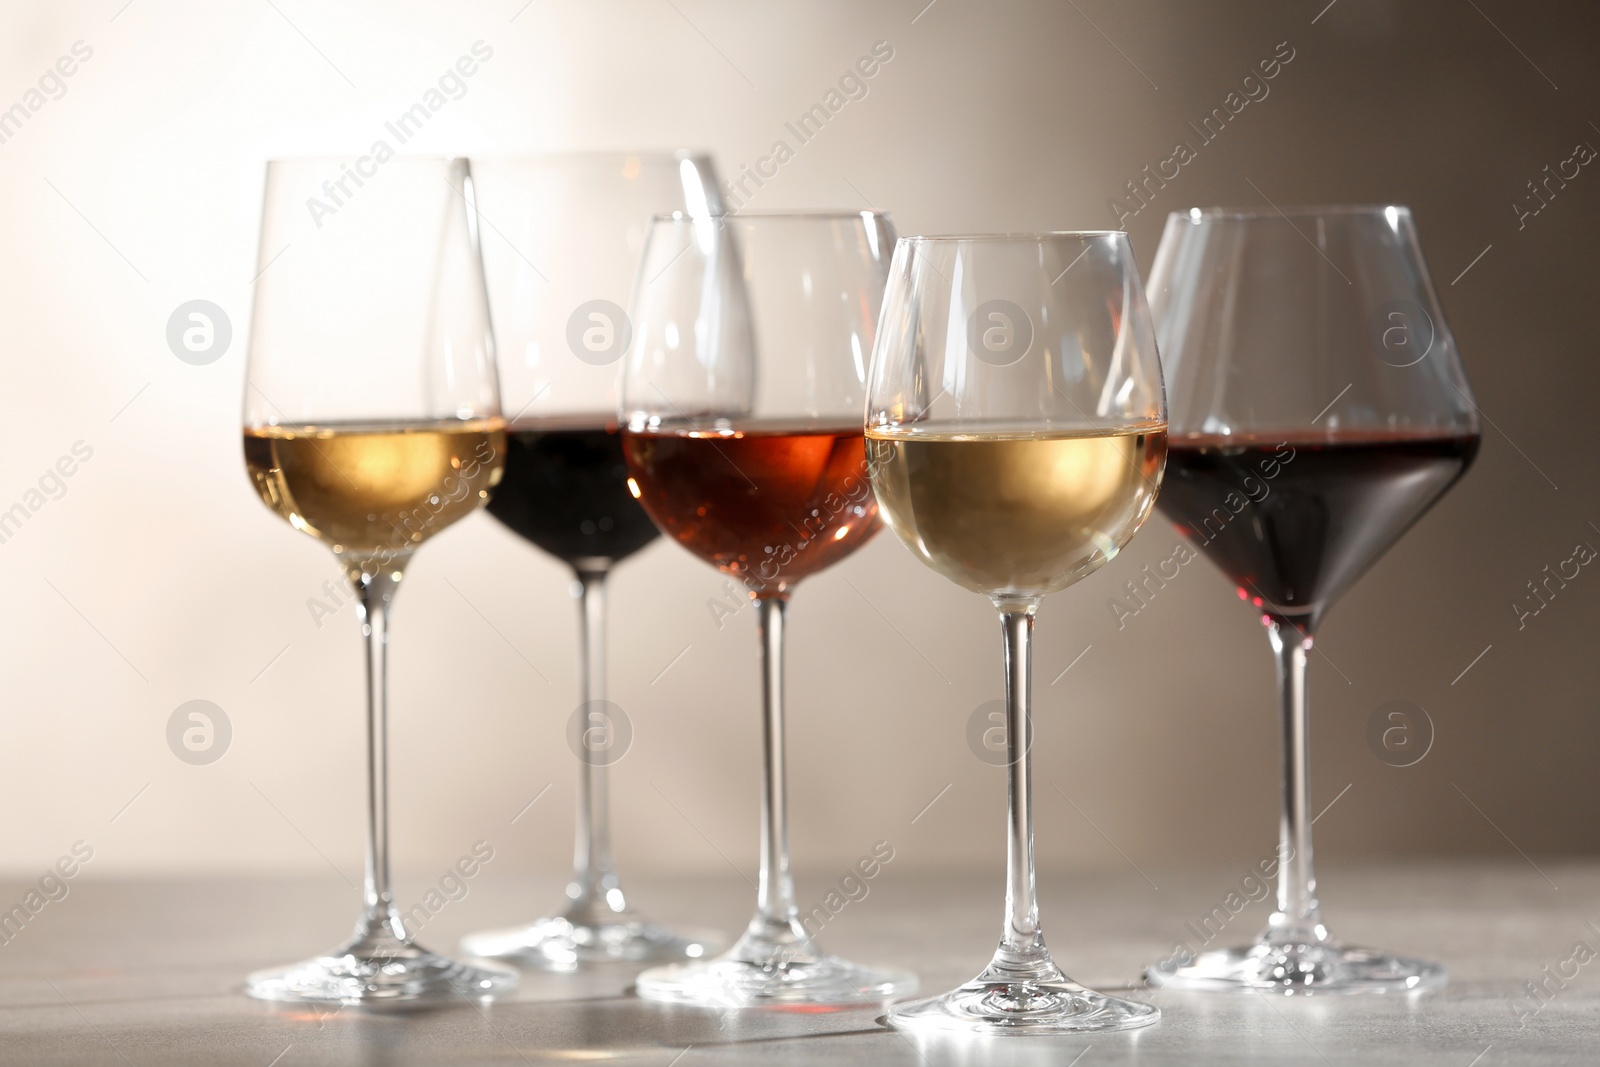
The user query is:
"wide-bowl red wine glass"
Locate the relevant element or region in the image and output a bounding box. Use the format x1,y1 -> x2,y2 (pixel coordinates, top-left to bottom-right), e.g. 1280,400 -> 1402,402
1143,205 -> 1480,995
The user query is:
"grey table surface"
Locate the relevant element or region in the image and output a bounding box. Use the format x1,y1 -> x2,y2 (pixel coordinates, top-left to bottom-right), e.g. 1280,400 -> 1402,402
0,860 -> 1592,1065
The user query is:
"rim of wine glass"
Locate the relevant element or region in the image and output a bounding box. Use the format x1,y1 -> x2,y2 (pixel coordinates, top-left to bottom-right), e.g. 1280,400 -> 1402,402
263,154 -> 467,165
1175,203 -> 1413,220
263,151 -> 711,165
895,230 -> 1126,242
467,149 -> 714,165
650,209 -> 890,222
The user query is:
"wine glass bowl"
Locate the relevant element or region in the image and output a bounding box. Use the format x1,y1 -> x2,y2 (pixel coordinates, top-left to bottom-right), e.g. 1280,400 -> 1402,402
241,157 -> 515,1005
1143,205 -> 1478,995
621,211 -> 913,1007
459,153 -> 724,970
866,232 -> 1165,1035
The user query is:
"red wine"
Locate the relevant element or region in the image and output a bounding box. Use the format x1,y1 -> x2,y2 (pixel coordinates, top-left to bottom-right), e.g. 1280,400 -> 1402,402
486,423 -> 661,568
1159,431 -> 1479,630
621,423 -> 879,595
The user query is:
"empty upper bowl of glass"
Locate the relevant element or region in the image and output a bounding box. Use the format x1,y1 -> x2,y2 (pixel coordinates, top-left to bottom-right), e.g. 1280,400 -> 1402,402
1142,205 -> 1478,994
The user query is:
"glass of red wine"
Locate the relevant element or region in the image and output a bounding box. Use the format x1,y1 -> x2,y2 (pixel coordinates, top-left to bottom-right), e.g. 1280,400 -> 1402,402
1143,205 -> 1480,994
621,211 -> 916,1007
460,154 -> 723,969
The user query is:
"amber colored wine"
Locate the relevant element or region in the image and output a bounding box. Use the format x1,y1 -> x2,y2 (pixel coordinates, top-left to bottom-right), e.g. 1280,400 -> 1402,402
244,421 -> 505,561
621,423 -> 879,595
866,424 -> 1167,598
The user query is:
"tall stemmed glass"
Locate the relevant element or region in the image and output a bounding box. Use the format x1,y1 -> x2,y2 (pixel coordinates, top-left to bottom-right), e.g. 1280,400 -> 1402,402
461,153 -> 723,969
622,211 -> 916,1006
867,233 -> 1165,1035
1143,206 -> 1479,994
242,157 -> 516,1004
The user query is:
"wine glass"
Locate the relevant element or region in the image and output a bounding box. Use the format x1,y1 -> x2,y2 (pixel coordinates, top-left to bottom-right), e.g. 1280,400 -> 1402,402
866,232 -> 1166,1035
621,211 -> 916,1007
460,153 -> 724,969
1142,205 -> 1479,994
242,157 -> 516,1004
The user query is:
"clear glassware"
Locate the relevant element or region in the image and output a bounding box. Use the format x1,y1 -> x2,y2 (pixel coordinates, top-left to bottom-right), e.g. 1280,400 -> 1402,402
621,211 -> 916,1007
1142,205 -> 1480,994
241,157 -> 516,1005
460,153 -> 724,970
866,232 -> 1166,1035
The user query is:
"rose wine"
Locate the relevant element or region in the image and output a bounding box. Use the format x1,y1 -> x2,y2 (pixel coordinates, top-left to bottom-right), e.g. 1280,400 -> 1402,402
1158,430 -> 1480,629
244,421 -> 504,559
486,422 -> 661,567
865,424 -> 1167,598
621,423 -> 879,595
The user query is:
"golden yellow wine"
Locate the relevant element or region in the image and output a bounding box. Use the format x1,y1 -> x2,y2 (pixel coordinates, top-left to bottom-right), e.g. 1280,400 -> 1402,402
244,421 -> 505,561
866,424 -> 1166,598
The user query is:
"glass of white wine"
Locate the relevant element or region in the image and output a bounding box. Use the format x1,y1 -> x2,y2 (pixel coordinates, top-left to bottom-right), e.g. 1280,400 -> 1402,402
866,232 -> 1166,1036
241,157 -> 516,1005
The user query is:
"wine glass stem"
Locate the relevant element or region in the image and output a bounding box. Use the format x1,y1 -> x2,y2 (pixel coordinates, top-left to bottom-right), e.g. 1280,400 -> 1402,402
754,594 -> 799,932
569,564 -> 621,918
991,604 -> 1055,980
1268,618 -> 1323,942
352,565 -> 405,941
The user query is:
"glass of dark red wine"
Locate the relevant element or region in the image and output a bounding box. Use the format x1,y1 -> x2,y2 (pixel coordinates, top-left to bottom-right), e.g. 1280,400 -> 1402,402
1143,205 -> 1479,994
621,211 -> 916,1007
460,154 -> 724,969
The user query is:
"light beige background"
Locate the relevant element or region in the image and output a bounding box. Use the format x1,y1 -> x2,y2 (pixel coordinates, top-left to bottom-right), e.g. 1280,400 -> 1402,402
0,0 -> 1592,894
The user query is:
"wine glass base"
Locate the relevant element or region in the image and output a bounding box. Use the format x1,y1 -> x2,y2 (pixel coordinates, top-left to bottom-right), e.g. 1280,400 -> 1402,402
890,976 -> 1158,1036
636,952 -> 916,1009
246,939 -> 517,1006
1146,939 -> 1446,995
461,915 -> 721,971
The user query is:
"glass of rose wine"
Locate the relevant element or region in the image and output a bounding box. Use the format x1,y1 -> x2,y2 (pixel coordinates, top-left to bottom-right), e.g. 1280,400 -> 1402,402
1142,205 -> 1479,994
621,211 -> 915,1007
241,157 -> 516,1004
460,153 -> 724,970
866,233 -> 1166,1035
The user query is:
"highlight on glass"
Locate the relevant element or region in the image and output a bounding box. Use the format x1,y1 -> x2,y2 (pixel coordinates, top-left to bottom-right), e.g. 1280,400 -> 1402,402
1143,204 -> 1479,995
241,157 -> 515,1004
866,232 -> 1166,1035
620,210 -> 916,1007
460,152 -> 724,970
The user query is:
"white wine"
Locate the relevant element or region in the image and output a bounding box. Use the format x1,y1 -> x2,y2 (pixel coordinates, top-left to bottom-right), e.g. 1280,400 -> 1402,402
865,424 -> 1166,598
244,421 -> 505,562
